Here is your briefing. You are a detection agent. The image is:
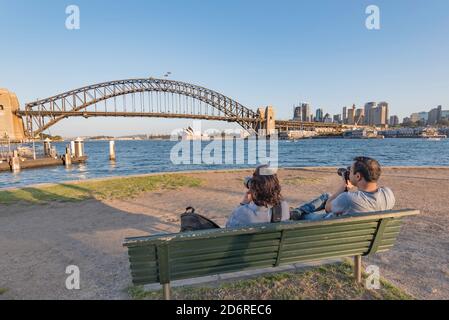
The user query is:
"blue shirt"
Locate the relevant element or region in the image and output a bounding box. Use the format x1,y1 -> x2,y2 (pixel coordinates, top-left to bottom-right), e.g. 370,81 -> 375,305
226,200 -> 290,228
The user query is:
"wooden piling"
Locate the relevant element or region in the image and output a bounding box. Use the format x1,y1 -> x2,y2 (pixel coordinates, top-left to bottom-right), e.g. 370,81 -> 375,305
109,140 -> 116,161
64,145 -> 72,166
10,150 -> 21,172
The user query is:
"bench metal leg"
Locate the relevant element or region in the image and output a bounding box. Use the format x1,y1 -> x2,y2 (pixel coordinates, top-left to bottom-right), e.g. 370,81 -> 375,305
354,255 -> 362,284
163,283 -> 171,300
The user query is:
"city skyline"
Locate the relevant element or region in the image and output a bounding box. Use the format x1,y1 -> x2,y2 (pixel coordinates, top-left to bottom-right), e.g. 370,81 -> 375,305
1,0 -> 449,136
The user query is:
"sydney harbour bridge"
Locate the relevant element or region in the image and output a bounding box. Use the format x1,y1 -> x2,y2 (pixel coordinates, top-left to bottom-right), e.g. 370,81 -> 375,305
2,78 -> 342,140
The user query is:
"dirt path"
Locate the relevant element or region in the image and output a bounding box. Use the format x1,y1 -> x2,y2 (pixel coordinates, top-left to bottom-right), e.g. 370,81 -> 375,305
1,168 -> 448,299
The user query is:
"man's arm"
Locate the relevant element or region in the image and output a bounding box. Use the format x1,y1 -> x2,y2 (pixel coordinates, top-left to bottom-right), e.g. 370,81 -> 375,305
325,178 -> 353,214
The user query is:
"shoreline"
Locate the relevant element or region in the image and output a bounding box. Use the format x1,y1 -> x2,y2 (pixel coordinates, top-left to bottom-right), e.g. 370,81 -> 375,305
2,165 -> 449,191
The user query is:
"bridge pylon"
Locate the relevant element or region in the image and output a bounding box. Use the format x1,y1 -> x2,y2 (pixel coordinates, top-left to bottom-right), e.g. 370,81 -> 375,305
0,89 -> 26,142
256,106 -> 276,136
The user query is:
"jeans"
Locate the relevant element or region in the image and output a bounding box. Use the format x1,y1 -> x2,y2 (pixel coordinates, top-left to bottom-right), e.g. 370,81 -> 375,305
291,193 -> 335,221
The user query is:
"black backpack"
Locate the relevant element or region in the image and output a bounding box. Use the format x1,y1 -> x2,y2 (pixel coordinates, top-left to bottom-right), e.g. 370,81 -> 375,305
180,207 -> 221,232
180,204 -> 283,232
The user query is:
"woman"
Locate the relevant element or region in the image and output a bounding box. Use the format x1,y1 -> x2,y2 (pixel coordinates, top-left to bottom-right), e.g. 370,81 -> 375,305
226,165 -> 290,228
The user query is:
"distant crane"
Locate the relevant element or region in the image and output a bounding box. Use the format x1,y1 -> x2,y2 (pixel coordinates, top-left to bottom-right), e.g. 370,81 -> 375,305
354,114 -> 364,127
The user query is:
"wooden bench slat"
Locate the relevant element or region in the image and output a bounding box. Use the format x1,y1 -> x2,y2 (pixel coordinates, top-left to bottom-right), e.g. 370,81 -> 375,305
282,235 -> 375,251
281,241 -> 372,259
171,252 -> 279,274
170,235 -> 281,252
283,228 -> 376,244
280,248 -> 369,265
284,223 -> 378,239
171,246 -> 280,264
129,260 -> 158,269
171,259 -> 278,280
383,225 -> 401,233
131,269 -> 159,278
131,275 -> 159,285
170,239 -> 281,258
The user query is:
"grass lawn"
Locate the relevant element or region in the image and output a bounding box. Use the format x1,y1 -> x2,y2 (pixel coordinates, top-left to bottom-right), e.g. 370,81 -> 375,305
0,174 -> 203,204
128,261 -> 413,300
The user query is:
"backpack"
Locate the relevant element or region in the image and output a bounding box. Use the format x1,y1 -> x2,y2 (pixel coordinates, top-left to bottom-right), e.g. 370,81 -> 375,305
180,207 -> 221,232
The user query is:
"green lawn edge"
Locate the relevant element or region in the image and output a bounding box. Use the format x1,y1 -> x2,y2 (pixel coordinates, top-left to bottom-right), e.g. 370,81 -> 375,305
0,174 -> 203,205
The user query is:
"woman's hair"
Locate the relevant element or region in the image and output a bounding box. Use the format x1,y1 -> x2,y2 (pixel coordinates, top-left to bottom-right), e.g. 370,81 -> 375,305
249,165 -> 282,207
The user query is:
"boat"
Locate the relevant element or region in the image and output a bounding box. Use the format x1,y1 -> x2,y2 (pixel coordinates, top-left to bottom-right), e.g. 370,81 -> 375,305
420,128 -> 447,140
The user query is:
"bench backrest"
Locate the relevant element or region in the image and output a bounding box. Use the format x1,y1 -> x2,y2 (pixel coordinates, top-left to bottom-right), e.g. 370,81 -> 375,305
123,209 -> 419,285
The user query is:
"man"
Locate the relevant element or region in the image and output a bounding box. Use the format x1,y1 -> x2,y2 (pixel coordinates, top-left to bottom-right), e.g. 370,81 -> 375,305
291,156 -> 395,220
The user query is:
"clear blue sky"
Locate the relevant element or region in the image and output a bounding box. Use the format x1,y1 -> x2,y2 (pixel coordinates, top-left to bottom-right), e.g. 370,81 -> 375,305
1,0 -> 448,136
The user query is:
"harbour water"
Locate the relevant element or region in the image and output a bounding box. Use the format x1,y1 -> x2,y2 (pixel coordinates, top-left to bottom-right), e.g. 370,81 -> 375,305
1,138 -> 448,189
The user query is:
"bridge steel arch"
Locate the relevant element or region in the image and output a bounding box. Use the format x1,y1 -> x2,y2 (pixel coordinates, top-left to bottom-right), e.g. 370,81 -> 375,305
20,78 -> 259,137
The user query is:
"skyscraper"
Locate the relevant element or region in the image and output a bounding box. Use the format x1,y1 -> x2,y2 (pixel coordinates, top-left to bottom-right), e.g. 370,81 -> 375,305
372,104 -> 388,126
377,102 -> 389,125
428,105 -> 442,124
389,115 -> 399,126
418,112 -> 428,123
301,103 -> 311,122
293,106 -> 302,120
347,104 -> 356,125
315,108 -> 324,122
342,107 -> 347,124
364,102 -> 376,125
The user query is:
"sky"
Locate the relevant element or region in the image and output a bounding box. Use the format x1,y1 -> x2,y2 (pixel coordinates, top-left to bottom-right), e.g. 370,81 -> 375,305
1,0 -> 448,136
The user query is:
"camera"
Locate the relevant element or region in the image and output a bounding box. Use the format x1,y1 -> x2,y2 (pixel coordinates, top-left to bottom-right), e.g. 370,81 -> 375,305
337,166 -> 351,182
243,176 -> 252,189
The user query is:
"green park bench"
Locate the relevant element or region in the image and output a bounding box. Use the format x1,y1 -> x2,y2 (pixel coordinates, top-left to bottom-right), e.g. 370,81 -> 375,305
123,209 -> 419,299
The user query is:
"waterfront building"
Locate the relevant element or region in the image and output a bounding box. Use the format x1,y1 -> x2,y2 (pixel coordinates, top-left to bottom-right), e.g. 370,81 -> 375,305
389,115 -> 399,126
428,105 -> 442,125
342,107 -> 347,124
418,111 -> 428,123
410,113 -> 421,123
441,110 -> 449,120
333,114 -> 342,123
343,128 -> 380,139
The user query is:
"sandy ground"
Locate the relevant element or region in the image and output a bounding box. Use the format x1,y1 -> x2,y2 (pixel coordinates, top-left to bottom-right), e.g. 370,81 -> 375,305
0,167 -> 448,300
